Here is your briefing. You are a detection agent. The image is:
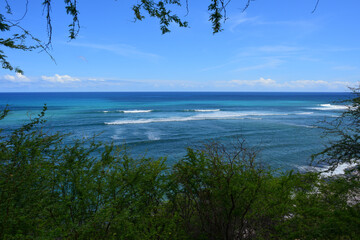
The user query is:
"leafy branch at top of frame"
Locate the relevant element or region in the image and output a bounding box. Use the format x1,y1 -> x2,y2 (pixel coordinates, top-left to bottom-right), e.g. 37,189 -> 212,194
0,0 -> 322,73
1,0 -> 79,74
132,0 -> 188,34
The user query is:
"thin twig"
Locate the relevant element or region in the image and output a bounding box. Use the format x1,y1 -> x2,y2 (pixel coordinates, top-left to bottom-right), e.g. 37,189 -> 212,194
312,0 -> 320,13
242,0 -> 252,12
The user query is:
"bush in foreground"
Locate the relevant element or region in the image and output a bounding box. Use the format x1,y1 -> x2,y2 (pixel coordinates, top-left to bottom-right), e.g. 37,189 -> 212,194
0,106 -> 359,239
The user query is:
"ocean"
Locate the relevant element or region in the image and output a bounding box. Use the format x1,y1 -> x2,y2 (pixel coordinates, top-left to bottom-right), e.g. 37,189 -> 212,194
0,92 -> 351,171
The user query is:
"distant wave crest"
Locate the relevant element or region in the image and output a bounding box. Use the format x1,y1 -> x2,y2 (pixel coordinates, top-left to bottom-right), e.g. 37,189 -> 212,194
183,109 -> 221,112
119,110 -> 153,113
104,111 -> 287,125
102,110 -> 153,113
295,112 -> 314,115
310,104 -> 348,111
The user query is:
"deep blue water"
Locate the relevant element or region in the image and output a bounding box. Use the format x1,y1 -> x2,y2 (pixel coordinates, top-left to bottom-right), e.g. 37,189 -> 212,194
0,92 -> 351,170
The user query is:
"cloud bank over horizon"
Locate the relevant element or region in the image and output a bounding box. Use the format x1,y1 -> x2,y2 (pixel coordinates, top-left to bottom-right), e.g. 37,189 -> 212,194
1,74 -> 357,92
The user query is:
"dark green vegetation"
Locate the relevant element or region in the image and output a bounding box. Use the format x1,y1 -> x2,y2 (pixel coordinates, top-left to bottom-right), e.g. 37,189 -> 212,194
1,88 -> 359,239
312,86 -> 360,172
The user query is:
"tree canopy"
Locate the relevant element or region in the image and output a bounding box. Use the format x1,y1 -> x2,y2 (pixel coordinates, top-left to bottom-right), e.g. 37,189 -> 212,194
312,86 -> 360,173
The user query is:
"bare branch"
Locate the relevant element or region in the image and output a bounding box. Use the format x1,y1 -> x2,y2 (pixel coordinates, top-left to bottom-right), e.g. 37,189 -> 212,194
185,0 -> 189,17
242,0 -> 252,13
42,0 -> 53,46
3,20 -> 56,65
312,0 -> 320,14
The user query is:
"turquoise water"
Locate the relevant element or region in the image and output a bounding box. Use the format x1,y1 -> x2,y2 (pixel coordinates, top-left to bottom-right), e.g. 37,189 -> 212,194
0,92 -> 350,170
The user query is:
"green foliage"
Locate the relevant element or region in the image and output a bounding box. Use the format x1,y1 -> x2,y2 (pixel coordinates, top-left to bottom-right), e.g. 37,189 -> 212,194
312,86 -> 360,172
0,107 -> 172,239
168,142 -> 287,239
64,0 -> 80,39
277,175 -> 360,240
1,106 -> 359,239
132,0 -> 188,34
208,0 -> 224,34
301,85 -> 360,239
1,0 -> 79,74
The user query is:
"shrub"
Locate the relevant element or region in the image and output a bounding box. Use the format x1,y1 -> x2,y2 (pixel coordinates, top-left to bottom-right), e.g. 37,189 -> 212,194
1,106 -> 358,239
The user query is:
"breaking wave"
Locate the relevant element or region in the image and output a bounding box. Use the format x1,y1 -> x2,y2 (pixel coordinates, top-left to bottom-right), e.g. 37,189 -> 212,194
183,109 -> 221,112
119,110 -> 153,113
102,110 -> 153,113
295,112 -> 314,115
146,131 -> 161,141
104,111 -> 287,125
310,104 -> 348,111
298,161 -> 358,177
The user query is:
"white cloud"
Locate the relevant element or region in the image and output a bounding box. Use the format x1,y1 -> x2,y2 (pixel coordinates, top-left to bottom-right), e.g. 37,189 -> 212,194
333,65 -> 358,71
237,45 -> 304,58
228,13 -> 317,33
256,45 -> 303,53
229,13 -> 259,32
41,74 -> 80,83
283,80 -> 351,89
233,59 -> 283,72
284,80 -> 328,88
230,78 -> 277,86
68,42 -> 160,60
229,78 -> 352,89
3,73 -> 31,82
87,77 -> 105,82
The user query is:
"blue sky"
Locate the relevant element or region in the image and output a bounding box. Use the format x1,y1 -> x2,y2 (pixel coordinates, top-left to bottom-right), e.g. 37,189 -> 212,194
1,0 -> 360,92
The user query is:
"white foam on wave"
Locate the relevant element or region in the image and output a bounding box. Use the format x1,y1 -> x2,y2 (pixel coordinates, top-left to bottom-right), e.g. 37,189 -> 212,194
118,110 -> 153,113
106,117 -> 191,125
146,131 -> 161,141
246,117 -> 262,120
104,111 -> 284,125
111,128 -> 124,140
298,161 -> 358,177
295,112 -> 314,115
184,109 -> 221,112
321,163 -> 357,177
111,135 -> 122,140
310,104 -> 348,111
101,110 -> 152,113
195,111 -> 288,118
284,123 -> 317,128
